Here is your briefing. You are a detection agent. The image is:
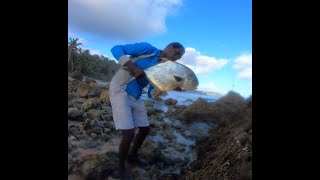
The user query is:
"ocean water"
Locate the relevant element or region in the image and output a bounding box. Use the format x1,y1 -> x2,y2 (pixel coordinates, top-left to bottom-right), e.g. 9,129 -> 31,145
141,90 -> 219,106
161,91 -> 219,105
82,76 -> 220,106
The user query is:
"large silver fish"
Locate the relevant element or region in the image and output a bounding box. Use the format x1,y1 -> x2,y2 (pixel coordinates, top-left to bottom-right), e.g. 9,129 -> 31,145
144,59 -> 199,92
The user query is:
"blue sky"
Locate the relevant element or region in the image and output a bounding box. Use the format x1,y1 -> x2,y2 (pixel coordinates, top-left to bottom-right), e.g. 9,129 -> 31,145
68,0 -> 252,98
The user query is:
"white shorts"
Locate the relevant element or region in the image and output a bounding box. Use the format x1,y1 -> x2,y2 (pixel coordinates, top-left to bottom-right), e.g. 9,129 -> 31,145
109,87 -> 149,130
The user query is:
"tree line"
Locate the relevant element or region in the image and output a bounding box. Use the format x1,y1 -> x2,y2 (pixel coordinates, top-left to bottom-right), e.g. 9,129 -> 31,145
68,38 -> 120,81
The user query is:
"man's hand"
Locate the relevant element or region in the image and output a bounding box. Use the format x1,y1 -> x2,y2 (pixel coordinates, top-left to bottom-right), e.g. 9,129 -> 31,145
124,61 -> 146,79
132,67 -> 146,79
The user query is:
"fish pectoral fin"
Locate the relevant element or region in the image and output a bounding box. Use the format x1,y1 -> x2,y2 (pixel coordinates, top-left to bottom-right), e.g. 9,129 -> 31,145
173,75 -> 183,82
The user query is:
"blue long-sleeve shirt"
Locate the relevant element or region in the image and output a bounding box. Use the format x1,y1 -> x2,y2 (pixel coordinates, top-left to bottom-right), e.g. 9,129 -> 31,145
111,42 -> 161,99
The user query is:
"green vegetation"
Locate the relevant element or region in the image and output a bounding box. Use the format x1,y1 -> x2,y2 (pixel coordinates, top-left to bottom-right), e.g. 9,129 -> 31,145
68,38 -> 120,81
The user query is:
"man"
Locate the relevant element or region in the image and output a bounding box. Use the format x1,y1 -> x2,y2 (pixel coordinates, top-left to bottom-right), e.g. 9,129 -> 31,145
109,42 -> 185,179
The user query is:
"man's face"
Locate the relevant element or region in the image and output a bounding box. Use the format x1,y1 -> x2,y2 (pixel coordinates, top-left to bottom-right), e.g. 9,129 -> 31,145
165,45 -> 185,61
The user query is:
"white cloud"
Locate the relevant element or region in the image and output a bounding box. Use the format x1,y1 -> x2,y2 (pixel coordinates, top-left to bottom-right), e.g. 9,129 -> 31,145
233,54 -> 252,69
197,82 -> 216,91
178,47 -> 229,75
238,67 -> 252,79
68,0 -> 183,40
68,31 -> 74,37
77,38 -> 85,44
89,49 -> 101,55
232,53 -> 252,80
197,82 -> 229,96
86,48 -> 110,58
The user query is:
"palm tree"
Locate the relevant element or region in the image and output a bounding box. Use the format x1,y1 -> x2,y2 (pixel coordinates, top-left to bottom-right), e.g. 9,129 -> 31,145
68,38 -> 82,73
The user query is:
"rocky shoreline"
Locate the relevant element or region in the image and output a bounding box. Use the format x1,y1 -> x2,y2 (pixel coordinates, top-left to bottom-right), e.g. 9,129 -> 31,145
68,77 -> 252,180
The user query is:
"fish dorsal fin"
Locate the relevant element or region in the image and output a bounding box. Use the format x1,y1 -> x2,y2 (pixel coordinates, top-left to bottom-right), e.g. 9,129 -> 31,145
173,75 -> 183,82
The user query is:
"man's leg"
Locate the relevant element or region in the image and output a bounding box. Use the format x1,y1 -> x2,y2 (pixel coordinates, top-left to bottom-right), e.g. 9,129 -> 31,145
129,126 -> 150,156
128,97 -> 151,166
127,126 -> 150,166
119,129 -> 135,169
109,88 -> 135,179
118,129 -> 135,180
